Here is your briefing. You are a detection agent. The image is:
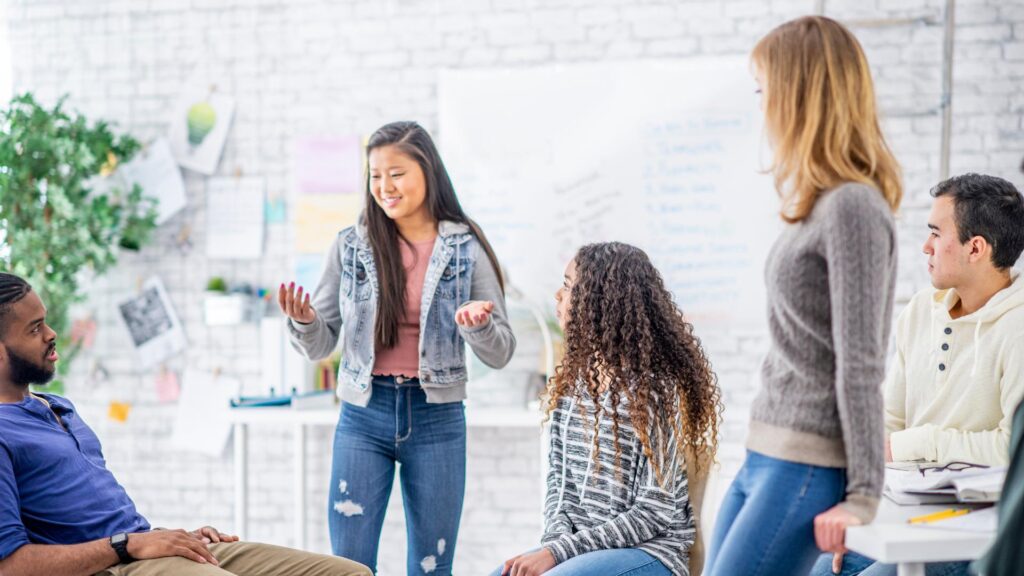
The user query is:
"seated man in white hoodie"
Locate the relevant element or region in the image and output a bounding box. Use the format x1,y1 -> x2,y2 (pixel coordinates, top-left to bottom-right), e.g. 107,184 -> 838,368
885,173 -> 1024,467
813,172 -> 1024,576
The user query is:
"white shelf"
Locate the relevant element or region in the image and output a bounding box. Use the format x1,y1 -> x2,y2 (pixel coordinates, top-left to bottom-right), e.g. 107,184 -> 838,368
227,405 -> 543,428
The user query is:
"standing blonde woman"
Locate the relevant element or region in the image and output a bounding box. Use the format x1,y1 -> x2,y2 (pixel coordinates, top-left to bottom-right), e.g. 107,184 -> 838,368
704,16 -> 903,576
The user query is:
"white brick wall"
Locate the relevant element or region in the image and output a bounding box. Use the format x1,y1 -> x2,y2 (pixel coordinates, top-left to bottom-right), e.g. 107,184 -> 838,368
5,0 -> 1024,574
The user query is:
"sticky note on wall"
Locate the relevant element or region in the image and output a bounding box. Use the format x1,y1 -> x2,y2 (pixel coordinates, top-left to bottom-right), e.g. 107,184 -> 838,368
155,370 -> 181,403
294,195 -> 362,253
108,402 -> 131,423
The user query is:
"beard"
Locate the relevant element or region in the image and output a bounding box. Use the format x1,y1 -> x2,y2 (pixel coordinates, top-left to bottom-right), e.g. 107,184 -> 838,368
7,345 -> 56,387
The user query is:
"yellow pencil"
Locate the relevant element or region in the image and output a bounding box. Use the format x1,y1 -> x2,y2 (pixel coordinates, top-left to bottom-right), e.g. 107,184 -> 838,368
907,508 -> 970,525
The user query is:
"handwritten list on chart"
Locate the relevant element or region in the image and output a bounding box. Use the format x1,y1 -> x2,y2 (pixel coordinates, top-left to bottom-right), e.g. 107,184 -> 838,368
440,59 -> 777,330
639,114 -> 759,323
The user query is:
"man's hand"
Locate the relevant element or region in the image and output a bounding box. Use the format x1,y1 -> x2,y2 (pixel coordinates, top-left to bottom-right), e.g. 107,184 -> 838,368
191,526 -> 239,545
501,548 -> 557,576
814,505 -> 862,554
126,529 -> 218,565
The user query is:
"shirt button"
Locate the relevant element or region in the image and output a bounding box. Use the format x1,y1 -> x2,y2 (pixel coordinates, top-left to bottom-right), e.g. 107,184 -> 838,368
941,343 -> 949,351
939,363 -> 946,371
944,327 -> 952,335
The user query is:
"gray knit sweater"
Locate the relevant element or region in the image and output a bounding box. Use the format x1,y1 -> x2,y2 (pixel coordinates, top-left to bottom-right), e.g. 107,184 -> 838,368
542,390 -> 695,576
747,182 -> 897,523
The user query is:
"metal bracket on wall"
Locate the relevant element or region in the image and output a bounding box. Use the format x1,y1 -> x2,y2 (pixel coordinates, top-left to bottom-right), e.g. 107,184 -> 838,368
817,0 -> 957,181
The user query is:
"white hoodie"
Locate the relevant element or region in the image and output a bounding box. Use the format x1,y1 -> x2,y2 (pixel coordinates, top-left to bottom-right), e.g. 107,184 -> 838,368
885,272 -> 1024,466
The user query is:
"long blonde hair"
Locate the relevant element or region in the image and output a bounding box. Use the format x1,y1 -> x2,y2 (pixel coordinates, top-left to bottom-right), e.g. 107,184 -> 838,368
752,16 -> 902,223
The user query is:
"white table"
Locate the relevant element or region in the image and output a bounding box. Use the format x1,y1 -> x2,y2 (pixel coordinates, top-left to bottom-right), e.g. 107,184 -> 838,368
228,405 -> 542,550
845,499 -> 996,576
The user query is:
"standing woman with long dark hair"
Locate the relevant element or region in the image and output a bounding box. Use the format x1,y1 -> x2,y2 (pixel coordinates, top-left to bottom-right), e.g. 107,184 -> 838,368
705,16 -> 903,576
280,121 -> 516,575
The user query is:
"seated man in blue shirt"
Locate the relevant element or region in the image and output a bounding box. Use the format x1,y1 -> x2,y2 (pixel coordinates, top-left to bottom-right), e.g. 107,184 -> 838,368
0,273 -> 370,576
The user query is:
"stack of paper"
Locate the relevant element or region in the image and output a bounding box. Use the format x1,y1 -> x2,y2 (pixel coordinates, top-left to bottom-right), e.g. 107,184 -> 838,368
953,473 -> 1005,502
884,465 -> 1007,505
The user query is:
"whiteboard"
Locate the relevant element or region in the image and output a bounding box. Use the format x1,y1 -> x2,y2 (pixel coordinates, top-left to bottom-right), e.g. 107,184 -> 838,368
439,58 -> 779,330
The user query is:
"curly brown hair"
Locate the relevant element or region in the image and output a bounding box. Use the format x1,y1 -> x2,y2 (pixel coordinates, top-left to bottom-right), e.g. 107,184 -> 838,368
545,242 -> 723,487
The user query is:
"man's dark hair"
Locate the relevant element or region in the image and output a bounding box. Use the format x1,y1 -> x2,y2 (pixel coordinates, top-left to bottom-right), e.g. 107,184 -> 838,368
0,273 -> 33,338
930,173 -> 1024,270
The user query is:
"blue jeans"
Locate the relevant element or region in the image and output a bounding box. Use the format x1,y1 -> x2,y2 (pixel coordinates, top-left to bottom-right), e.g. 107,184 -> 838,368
487,548 -> 671,576
328,377 -> 466,575
809,551 -> 972,576
705,450 -> 847,576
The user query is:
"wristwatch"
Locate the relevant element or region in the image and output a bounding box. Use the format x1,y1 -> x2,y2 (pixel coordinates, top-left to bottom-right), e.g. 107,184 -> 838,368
109,533 -> 135,564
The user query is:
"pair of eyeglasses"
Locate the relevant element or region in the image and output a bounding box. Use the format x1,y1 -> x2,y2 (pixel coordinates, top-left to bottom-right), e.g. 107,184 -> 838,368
917,461 -> 990,477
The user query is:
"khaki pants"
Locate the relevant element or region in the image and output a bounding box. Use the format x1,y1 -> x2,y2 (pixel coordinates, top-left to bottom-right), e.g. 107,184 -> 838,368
95,541 -> 372,576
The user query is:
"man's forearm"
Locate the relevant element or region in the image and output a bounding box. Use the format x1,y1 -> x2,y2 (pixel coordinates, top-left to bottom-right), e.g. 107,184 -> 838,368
0,539 -> 118,576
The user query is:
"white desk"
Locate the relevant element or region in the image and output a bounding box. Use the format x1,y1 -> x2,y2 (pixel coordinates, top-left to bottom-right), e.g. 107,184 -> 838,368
845,499 -> 995,576
228,405 -> 542,550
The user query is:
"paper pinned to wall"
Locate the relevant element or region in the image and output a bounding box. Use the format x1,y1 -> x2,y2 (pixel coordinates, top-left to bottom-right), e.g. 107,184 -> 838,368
294,253 -> 324,295
168,87 -> 235,175
294,195 -> 361,253
292,135 -> 362,196
206,177 -> 265,259
117,276 -> 187,369
119,137 -> 187,225
170,369 -> 238,458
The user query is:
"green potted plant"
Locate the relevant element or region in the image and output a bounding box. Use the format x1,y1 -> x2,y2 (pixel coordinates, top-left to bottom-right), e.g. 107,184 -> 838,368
204,277 -> 254,325
0,93 -> 158,394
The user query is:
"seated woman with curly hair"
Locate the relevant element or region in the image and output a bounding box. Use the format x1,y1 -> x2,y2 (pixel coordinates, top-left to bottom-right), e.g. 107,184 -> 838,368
491,242 -> 723,576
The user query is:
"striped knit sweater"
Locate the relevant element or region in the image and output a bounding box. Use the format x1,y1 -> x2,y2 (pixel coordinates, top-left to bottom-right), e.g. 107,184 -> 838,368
542,389 -> 695,576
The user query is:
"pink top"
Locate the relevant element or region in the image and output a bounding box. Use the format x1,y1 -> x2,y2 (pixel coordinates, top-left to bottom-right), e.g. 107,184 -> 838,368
373,236 -> 436,379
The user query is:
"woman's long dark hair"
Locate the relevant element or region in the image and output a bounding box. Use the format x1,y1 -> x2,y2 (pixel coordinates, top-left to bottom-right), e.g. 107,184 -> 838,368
545,242 -> 722,486
365,121 -> 504,351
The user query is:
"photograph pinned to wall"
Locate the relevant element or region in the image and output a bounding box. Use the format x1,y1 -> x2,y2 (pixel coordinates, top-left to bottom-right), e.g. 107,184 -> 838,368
206,177 -> 265,259
168,86 -> 235,175
117,276 -> 187,369
119,137 -> 187,225
291,135 -> 362,196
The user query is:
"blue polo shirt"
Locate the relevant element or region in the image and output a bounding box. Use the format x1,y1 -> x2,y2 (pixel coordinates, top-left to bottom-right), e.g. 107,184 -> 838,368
0,394 -> 150,559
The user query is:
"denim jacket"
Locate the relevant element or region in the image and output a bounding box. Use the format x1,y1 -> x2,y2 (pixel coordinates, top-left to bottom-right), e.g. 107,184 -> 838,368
288,217 -> 516,407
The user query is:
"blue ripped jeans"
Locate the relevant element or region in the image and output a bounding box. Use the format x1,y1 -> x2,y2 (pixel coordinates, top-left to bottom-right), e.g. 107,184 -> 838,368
705,450 -> 847,576
328,377 -> 466,575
